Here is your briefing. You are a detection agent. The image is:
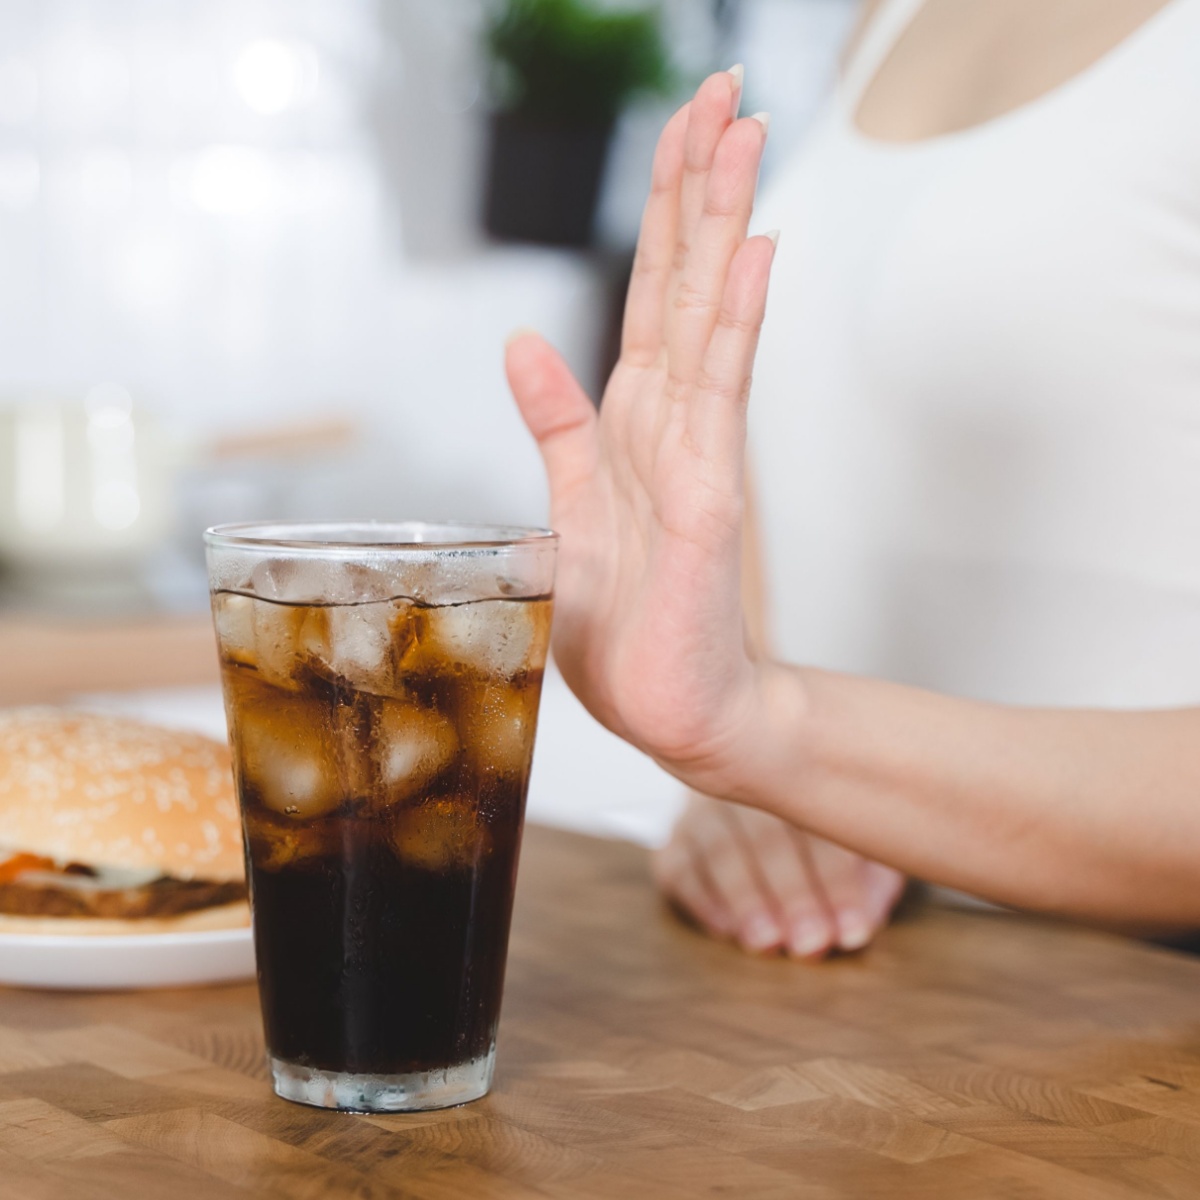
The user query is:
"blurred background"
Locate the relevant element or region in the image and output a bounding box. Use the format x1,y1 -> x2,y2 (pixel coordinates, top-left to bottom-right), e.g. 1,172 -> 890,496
0,0 -> 855,841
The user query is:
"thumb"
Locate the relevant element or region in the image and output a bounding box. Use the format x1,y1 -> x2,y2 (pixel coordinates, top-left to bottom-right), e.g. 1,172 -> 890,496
505,330 -> 598,506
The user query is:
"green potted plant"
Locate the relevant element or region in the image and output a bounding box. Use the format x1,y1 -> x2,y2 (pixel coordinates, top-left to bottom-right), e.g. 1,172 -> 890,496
483,0 -> 671,247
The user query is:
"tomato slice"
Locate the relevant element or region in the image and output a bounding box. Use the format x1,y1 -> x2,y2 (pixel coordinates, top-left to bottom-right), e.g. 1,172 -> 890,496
0,853 -> 57,883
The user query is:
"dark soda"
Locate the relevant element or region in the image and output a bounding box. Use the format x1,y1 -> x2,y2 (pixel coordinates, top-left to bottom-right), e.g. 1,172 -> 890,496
212,589 -> 550,1084
246,788 -> 522,1075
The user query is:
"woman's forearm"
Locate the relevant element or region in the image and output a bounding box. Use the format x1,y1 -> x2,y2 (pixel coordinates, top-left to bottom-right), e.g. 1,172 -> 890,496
687,664 -> 1200,931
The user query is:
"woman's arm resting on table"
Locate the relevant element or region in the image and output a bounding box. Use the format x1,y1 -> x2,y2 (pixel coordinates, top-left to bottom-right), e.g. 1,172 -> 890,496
708,664 -> 1200,935
654,793 -> 906,957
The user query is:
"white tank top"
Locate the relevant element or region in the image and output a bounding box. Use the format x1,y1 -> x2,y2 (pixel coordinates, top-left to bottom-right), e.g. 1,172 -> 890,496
748,0 -> 1200,709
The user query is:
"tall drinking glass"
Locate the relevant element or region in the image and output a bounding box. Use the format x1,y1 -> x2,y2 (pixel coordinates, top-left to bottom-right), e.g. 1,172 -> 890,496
204,522 -> 556,1112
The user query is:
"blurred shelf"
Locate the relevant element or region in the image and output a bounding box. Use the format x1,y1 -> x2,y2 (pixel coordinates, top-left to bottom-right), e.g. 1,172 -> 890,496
0,614 -> 219,706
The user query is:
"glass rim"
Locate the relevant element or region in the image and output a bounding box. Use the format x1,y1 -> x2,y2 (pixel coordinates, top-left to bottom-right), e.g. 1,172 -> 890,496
204,520 -> 558,554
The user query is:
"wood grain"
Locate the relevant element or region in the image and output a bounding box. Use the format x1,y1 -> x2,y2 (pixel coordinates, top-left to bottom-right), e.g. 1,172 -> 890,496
3,824 -> 1200,1198
0,615 -> 219,705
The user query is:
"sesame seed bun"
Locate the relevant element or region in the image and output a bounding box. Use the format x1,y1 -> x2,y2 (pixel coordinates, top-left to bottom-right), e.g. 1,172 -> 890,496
0,708 -> 244,884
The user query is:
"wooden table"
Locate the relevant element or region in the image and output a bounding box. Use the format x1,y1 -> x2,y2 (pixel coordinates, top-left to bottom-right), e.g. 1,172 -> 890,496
3,826 -> 1200,1199
0,614 -> 219,705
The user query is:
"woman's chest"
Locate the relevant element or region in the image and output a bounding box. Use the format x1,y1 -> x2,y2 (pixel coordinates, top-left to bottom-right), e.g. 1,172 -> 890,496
752,93 -> 1200,589
854,0 -> 1178,143
771,95 -> 1200,429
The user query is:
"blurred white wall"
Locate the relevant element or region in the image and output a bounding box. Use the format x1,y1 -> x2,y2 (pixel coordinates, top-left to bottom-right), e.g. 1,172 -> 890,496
0,0 -> 601,547
0,0 -> 854,603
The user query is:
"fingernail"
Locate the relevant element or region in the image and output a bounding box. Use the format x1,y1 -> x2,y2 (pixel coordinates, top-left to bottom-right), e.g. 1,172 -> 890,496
505,326 -> 538,348
741,914 -> 781,951
727,64 -> 744,117
750,111 -> 771,134
837,910 -> 871,952
788,919 -> 830,959
764,229 -> 781,249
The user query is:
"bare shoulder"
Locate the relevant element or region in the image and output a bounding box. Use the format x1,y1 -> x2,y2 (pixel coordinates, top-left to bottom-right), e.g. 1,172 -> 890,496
841,0 -> 890,68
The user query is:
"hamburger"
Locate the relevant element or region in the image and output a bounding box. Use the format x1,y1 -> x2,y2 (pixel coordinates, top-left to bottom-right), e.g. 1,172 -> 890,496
0,709 -> 248,934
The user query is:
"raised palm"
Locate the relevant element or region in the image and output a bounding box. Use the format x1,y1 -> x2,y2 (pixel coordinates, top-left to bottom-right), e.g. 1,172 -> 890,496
507,71 -> 776,774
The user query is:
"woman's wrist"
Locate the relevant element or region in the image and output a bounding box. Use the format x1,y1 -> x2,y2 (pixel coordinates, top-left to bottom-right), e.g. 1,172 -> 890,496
656,659 -> 816,810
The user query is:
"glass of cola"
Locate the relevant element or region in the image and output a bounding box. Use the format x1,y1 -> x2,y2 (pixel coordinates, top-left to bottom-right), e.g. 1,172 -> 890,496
204,522 -> 556,1112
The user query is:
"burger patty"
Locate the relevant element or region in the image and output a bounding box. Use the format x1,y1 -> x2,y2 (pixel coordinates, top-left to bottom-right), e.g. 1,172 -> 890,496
0,876 -> 247,919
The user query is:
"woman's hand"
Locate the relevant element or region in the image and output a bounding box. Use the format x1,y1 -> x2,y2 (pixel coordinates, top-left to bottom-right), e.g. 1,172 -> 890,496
654,794 -> 906,957
506,70 -> 778,781
505,70 -> 1200,934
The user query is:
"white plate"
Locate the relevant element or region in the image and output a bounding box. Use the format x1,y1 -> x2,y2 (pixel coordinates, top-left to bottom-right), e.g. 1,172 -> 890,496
0,927 -> 255,991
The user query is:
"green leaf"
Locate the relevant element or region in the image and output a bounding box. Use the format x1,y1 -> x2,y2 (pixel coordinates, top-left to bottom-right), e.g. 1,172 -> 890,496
487,0 -> 673,128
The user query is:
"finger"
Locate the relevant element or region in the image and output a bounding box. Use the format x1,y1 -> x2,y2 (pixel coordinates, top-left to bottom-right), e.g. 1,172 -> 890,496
684,807 -> 784,952
807,839 -> 880,953
653,837 -> 735,938
668,115 -> 769,385
864,862 -> 907,927
726,808 -> 837,960
674,71 -> 742,296
505,330 -> 598,508
687,231 -> 778,469
621,102 -> 690,369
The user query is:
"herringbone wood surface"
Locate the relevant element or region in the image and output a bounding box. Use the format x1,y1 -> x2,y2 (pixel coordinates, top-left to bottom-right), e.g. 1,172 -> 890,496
2,824 -> 1200,1198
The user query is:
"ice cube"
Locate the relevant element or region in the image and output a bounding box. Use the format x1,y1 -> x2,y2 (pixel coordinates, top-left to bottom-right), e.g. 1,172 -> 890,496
391,796 -> 486,871
374,700 -> 458,802
245,562 -> 418,691
410,599 -> 545,679
465,680 -> 538,777
331,563 -> 397,606
251,558 -> 324,605
312,600 -> 408,694
236,697 -> 343,819
271,561 -> 398,607
294,605 -> 330,662
213,593 -> 256,666
251,598 -> 306,689
243,808 -> 337,871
